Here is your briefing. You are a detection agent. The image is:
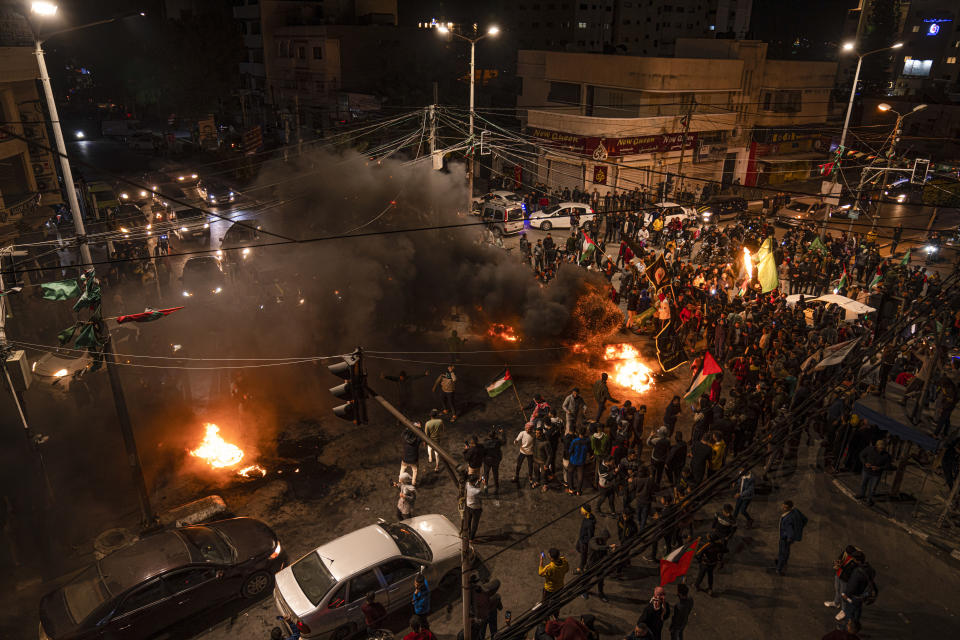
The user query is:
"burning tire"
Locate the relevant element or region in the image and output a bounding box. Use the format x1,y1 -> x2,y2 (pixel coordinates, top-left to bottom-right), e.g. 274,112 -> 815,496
242,570 -> 273,598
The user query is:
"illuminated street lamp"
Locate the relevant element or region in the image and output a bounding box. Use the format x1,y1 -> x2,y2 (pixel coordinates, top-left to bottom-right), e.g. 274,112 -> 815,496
436,23 -> 499,209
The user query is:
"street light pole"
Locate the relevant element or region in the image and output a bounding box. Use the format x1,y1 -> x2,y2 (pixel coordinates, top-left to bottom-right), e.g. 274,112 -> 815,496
34,39 -> 91,266
821,41 -> 902,238
436,23 -> 498,212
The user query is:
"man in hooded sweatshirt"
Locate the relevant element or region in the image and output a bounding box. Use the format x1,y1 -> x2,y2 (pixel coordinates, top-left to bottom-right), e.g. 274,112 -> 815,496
575,504 -> 597,573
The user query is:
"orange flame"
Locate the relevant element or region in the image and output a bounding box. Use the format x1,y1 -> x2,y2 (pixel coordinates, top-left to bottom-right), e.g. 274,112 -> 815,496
602,343 -> 654,393
488,323 -> 519,342
190,423 -> 244,469
238,464 -> 267,478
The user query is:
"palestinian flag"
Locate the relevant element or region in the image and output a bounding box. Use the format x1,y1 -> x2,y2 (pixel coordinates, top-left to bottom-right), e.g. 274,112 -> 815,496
869,271 -> 883,290
41,279 -> 81,301
682,352 -> 722,404
116,306 -> 184,324
659,537 -> 700,586
837,267 -> 848,291
808,236 -> 828,254
900,249 -> 911,266
580,231 -> 598,265
486,368 -> 513,398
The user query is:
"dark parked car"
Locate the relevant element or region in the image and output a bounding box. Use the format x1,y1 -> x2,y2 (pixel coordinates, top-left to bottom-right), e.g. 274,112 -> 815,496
174,208 -> 211,242
197,180 -> 237,206
39,518 -> 284,640
701,195 -> 748,219
181,256 -> 227,300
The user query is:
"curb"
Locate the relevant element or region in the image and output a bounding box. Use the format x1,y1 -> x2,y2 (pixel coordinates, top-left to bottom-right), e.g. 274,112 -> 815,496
829,476 -> 960,561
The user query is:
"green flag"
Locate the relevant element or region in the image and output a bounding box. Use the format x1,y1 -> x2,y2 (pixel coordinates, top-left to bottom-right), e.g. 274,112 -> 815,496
756,237 -> 774,263
73,323 -> 101,349
41,279 -> 81,301
73,270 -> 102,312
869,272 -> 882,289
809,236 -> 828,254
837,268 -> 848,291
757,248 -> 779,294
899,249 -> 911,266
57,323 -> 80,346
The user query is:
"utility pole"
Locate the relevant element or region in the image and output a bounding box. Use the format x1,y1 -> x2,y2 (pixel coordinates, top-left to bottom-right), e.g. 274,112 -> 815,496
103,334 -> 155,528
468,27 -> 477,213
295,94 -> 303,158
327,348 -> 472,640
675,98 -> 695,204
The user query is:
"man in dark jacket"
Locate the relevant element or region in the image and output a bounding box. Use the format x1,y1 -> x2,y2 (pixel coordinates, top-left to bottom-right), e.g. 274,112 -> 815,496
663,396 -> 682,435
583,529 -> 614,602
840,552 -> 876,624
482,427 -> 505,496
855,440 -> 893,505
665,432 -> 687,486
575,504 -> 596,573
775,500 -> 808,575
669,583 -> 693,640
593,373 -> 620,421
688,435 -> 713,485
693,531 -> 727,596
647,426 -> 672,486
401,428 -> 422,485
637,586 -> 671,640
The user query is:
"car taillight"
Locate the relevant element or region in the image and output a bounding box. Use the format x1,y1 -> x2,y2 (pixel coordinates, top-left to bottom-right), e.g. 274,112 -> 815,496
296,620 -> 312,634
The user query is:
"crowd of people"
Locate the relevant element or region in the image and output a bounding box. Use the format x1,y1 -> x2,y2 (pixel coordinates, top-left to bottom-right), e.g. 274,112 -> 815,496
386,185 -> 960,640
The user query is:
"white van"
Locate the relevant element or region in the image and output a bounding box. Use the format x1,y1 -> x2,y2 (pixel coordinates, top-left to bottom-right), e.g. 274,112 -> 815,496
482,202 -> 525,237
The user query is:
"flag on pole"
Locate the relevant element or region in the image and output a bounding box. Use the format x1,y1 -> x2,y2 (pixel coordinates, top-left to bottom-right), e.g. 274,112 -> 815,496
869,271 -> 883,290
580,231 -> 598,265
837,267 -> 848,291
808,236 -> 828,254
41,279 -> 81,301
486,368 -> 514,398
116,306 -> 185,324
900,249 -> 911,266
756,237 -> 778,294
682,352 -> 722,404
659,537 -> 700,586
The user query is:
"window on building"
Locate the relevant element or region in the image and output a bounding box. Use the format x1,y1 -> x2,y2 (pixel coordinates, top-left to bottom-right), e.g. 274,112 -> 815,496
313,46 -> 322,59
912,25 -> 920,32
761,90 -> 801,113
578,21 -> 587,28
548,81 -> 581,104
297,45 -> 305,59
947,56 -> 957,64
902,58 -> 933,76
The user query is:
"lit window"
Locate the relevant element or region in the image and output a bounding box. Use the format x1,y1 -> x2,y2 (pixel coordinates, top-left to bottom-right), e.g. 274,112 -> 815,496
578,21 -> 587,28
947,57 -> 957,64
902,58 -> 934,77
912,25 -> 920,33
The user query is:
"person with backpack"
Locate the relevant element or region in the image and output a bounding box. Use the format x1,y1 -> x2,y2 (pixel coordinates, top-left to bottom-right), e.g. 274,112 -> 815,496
693,531 -> 727,596
825,545 -> 861,610
839,551 -> 877,624
482,427 -> 505,496
774,500 -> 808,576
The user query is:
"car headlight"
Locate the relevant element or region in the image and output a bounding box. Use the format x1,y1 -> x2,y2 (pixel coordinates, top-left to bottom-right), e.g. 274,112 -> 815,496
269,541 -> 282,559
183,291 -> 193,297
897,194 -> 906,203
229,191 -> 235,196
120,193 -> 129,199
191,173 -> 198,179
180,226 -> 188,232
213,287 -> 222,294
139,190 -> 147,197
178,176 -> 185,181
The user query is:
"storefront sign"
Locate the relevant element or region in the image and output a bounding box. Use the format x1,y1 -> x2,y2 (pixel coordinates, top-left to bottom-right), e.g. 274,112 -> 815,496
530,127 -> 698,157
593,165 -> 607,185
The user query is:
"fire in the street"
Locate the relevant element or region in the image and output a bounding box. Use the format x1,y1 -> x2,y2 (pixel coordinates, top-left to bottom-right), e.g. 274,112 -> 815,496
190,423 -> 244,469
488,323 -> 519,342
238,464 -> 267,479
603,343 -> 655,393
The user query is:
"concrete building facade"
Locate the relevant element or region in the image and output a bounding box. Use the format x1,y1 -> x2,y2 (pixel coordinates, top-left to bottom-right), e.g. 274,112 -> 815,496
515,40 -> 837,196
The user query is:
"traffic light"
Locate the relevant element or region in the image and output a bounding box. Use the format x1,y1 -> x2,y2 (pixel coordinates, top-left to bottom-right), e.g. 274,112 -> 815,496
911,158 -> 930,185
328,350 -> 367,424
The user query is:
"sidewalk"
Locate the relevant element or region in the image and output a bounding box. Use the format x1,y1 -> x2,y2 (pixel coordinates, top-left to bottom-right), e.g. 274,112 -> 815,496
828,451 -> 960,561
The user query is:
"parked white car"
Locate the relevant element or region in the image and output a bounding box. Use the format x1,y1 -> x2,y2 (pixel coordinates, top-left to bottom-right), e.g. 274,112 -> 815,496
527,202 -> 595,231
651,201 -> 698,225
273,515 -> 462,640
471,190 -> 522,214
